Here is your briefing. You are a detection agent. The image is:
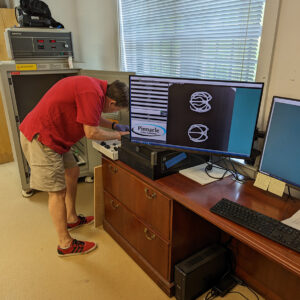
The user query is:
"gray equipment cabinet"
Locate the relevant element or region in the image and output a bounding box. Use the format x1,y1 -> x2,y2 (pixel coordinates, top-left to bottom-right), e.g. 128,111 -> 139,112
0,28 -> 133,196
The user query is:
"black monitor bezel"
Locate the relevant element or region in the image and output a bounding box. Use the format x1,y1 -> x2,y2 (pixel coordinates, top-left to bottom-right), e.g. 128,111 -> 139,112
129,74 -> 264,159
258,95 -> 300,189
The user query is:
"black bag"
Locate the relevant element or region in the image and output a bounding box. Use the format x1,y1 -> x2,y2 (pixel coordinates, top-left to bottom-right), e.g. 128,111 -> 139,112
15,0 -> 64,28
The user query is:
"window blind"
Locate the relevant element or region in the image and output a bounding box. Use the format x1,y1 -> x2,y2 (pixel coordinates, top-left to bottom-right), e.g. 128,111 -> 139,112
118,0 -> 266,82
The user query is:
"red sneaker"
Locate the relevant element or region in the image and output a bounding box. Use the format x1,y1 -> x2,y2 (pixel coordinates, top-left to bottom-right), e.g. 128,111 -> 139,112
67,215 -> 94,231
57,239 -> 97,257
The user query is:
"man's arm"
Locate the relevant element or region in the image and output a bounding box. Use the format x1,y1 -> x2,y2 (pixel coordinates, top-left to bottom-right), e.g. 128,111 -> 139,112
99,117 -> 115,129
99,116 -> 130,132
84,124 -> 128,141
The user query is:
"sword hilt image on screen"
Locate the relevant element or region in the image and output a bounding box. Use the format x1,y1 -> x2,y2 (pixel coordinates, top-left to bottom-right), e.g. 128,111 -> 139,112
189,91 -> 212,113
188,124 -> 209,143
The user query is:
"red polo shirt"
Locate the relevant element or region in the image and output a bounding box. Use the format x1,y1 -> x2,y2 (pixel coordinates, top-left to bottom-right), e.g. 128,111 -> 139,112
19,76 -> 107,154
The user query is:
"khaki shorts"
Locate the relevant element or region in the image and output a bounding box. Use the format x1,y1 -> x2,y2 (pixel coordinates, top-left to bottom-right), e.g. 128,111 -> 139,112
20,132 -> 78,192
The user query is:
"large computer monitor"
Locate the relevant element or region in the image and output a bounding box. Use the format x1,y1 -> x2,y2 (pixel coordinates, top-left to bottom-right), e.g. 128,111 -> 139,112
259,96 -> 300,188
129,75 -> 264,158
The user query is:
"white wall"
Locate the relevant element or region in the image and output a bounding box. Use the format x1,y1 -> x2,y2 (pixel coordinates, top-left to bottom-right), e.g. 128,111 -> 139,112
74,0 -> 119,70
13,0 -> 119,70
262,0 -> 300,128
47,0 -> 119,70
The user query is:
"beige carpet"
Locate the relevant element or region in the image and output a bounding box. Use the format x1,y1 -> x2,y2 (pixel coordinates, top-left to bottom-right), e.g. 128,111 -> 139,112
0,161 -> 262,300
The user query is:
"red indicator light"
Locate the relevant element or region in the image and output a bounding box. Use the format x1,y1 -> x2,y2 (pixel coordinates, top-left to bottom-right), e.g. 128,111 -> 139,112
37,40 -> 44,43
50,40 -> 56,43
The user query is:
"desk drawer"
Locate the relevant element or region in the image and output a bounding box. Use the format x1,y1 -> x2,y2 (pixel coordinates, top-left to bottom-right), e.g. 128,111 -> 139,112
103,159 -> 171,241
104,191 -> 169,279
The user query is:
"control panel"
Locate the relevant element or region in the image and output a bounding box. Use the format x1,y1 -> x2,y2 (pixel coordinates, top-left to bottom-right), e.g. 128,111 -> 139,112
92,139 -> 121,160
5,28 -> 73,59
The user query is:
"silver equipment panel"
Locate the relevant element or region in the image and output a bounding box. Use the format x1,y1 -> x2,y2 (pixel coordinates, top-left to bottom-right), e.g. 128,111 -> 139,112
5,28 -> 73,60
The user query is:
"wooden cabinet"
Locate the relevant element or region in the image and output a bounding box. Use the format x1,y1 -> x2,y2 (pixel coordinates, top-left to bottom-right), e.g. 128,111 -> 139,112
101,158 -> 173,295
100,157 -> 220,296
103,160 -> 171,241
104,191 -> 170,279
0,8 -> 17,164
97,157 -> 300,299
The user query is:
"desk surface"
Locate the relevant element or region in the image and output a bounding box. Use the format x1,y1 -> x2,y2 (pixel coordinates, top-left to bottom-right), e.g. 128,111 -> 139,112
114,159 -> 300,277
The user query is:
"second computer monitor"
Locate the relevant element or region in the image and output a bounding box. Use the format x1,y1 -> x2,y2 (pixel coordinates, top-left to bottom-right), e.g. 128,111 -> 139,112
259,96 -> 300,188
129,75 -> 263,158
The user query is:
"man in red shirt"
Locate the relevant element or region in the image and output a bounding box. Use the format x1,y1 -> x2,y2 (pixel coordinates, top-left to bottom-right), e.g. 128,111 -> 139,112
19,76 -> 129,256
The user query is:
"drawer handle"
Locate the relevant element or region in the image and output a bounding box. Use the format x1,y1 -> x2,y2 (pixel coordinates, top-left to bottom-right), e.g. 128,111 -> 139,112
144,228 -> 156,241
108,165 -> 118,174
144,188 -> 156,199
110,199 -> 119,210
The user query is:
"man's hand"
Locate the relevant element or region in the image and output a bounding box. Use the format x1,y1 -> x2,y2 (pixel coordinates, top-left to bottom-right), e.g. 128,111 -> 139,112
114,124 -> 130,132
119,131 -> 130,138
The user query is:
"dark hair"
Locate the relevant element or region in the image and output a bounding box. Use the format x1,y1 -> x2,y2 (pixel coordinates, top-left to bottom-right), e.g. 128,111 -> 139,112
106,80 -> 129,108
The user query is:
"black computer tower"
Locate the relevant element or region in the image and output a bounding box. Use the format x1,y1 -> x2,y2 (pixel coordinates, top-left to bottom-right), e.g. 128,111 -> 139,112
118,134 -> 207,180
167,83 -> 236,151
174,244 -> 230,300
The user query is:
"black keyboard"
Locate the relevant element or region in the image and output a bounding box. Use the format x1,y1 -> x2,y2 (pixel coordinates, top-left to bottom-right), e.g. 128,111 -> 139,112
210,198 -> 300,253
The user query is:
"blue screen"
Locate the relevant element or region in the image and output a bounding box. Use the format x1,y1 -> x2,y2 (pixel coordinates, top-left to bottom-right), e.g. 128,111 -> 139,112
228,88 -> 262,155
259,97 -> 300,187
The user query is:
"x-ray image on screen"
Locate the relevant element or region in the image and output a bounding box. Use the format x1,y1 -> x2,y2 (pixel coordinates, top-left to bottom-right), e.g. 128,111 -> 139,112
167,84 -> 236,151
130,75 -> 263,158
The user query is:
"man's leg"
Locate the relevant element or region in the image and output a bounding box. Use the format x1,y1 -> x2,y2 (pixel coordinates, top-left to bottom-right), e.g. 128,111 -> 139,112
49,188 -> 97,255
48,189 -> 73,248
21,135 -> 96,255
64,166 -> 80,224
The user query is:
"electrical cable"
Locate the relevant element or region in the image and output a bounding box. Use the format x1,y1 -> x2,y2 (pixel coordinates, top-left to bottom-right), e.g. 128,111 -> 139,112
204,290 -> 212,300
287,185 -> 291,199
286,185 -> 293,202
204,289 -> 218,300
228,291 -> 249,300
221,235 -> 236,272
204,157 -> 230,179
222,158 -> 237,180
228,158 -> 252,182
243,284 -> 260,300
204,158 -> 236,180
204,156 -> 253,184
205,164 -> 230,179
223,158 -> 244,182
231,275 -> 260,300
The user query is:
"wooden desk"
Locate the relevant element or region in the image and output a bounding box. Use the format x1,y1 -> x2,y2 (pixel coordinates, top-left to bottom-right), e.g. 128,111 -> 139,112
95,157 -> 300,299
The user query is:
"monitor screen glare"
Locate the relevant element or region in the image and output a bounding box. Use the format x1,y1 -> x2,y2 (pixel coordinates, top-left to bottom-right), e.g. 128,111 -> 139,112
129,76 -> 263,158
259,96 -> 300,188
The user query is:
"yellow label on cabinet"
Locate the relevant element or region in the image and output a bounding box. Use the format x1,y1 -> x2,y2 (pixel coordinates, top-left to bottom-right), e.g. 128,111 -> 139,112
16,64 -> 37,71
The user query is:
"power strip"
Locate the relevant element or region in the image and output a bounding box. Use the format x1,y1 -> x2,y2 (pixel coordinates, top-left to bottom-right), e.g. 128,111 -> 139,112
92,139 -> 121,160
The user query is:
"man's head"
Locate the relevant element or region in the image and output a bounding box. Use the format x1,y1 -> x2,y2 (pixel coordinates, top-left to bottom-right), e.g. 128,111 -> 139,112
103,80 -> 129,113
